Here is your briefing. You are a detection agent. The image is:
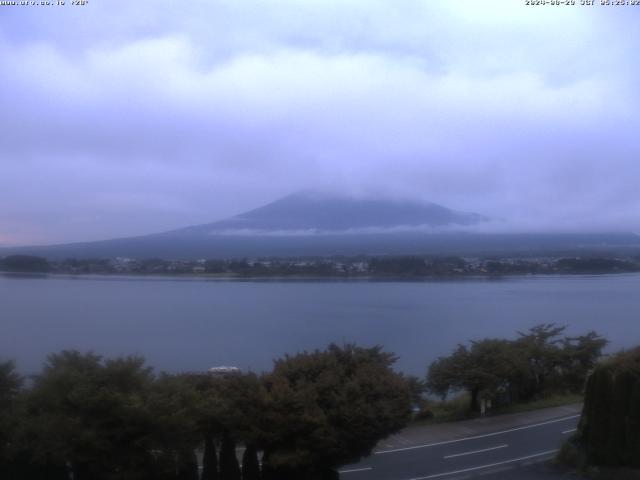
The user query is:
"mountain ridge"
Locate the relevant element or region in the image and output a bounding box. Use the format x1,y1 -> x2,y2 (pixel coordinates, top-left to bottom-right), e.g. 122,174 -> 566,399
165,191 -> 487,236
1,192 -> 639,259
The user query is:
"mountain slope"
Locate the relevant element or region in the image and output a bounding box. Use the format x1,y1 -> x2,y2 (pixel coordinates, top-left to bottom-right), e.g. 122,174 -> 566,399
170,191 -> 485,235
1,192 -> 639,260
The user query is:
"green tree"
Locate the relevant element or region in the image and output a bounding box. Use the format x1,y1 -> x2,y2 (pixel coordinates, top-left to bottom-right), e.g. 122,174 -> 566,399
405,375 -> 427,406
23,351 -> 157,480
0,360 -> 21,406
427,340 -> 522,411
514,323 -> 566,399
211,372 -> 267,448
560,331 -> 608,392
146,373 -> 204,478
427,325 -> 604,412
261,344 -> 411,478
425,347 -> 461,400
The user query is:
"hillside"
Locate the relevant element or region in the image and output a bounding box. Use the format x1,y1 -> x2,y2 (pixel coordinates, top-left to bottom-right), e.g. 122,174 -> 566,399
166,191 -> 485,235
1,192 -> 639,260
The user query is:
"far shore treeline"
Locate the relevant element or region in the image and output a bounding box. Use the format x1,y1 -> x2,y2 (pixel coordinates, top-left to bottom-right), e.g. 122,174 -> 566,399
0,325 -> 609,480
2,253 -> 640,277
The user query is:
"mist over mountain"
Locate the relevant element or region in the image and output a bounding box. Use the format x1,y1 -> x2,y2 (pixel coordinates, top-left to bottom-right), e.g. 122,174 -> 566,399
4,3 -> 640,249
169,191 -> 486,236
1,192 -> 638,260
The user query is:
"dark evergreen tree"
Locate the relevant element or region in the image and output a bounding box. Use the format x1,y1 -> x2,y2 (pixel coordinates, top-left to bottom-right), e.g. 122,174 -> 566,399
202,434 -> 219,480
584,366 -> 614,464
241,444 -> 260,480
219,431 -> 241,480
176,449 -> 199,480
260,450 -> 275,480
576,347 -> 640,468
608,370 -> 634,465
627,380 -> 640,468
151,450 -> 178,480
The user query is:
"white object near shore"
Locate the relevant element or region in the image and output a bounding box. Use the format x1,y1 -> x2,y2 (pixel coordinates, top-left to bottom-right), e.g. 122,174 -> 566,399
208,366 -> 242,375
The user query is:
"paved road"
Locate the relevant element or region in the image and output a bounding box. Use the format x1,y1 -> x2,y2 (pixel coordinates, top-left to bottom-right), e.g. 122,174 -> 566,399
339,406 -> 581,480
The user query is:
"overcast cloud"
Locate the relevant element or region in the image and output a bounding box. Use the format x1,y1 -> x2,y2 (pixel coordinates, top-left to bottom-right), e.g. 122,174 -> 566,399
1,0 -> 639,245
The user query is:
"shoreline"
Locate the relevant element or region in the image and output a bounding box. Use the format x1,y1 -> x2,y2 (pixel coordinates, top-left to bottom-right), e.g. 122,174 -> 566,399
2,270 -> 640,282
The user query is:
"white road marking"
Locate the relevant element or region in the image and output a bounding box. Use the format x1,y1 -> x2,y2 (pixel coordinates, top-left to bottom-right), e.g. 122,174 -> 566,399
375,415 -> 579,455
407,449 -> 558,479
443,444 -> 508,459
562,428 -> 577,434
339,467 -> 373,474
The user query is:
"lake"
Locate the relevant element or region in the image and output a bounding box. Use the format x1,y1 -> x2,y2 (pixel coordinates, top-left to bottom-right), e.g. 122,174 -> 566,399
1,273 -> 639,376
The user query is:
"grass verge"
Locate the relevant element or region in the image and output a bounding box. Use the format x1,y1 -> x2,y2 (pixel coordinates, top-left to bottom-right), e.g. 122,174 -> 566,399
412,392 -> 583,426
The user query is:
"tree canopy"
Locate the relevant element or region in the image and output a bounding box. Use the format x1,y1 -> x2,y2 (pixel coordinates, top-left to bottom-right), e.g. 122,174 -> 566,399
0,255 -> 50,273
261,344 -> 411,477
0,344 -> 412,480
427,324 -> 607,411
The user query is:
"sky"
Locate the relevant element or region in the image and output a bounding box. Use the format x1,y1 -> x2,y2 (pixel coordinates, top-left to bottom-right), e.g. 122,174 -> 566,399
1,0 -> 639,246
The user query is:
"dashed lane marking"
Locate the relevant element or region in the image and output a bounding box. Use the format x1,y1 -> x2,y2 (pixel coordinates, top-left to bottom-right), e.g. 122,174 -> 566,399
339,467 -> 374,474
375,415 -> 579,455
443,444 -> 508,459
407,449 -> 558,479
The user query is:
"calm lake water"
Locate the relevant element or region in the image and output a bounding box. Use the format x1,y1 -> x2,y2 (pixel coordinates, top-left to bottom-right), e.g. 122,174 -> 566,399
1,273 -> 639,376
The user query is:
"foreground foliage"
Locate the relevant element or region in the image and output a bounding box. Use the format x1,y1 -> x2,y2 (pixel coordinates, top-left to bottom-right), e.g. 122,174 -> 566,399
426,324 -> 606,412
261,345 -> 411,478
0,344 -> 411,480
578,347 -> 640,468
